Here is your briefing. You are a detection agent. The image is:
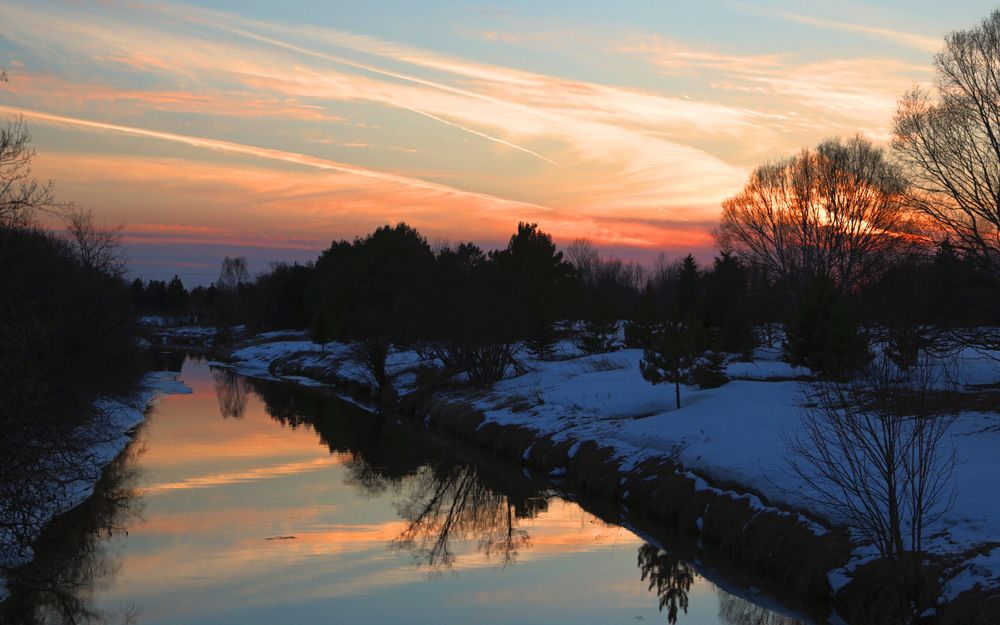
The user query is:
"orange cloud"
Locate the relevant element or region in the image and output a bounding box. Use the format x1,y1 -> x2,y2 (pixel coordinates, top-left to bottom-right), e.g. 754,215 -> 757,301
0,0 -> 941,264
33,150 -> 712,252
10,73 -> 345,122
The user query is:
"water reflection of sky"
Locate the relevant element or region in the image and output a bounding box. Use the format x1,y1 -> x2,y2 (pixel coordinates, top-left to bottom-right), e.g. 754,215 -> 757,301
84,358 -> 801,625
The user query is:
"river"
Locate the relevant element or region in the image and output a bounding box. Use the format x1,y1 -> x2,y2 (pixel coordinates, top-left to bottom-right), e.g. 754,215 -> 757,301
2,356 -> 821,625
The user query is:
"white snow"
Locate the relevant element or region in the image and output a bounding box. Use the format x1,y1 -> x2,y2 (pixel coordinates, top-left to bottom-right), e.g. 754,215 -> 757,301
466,345 -> 1000,600
942,546 -> 1000,601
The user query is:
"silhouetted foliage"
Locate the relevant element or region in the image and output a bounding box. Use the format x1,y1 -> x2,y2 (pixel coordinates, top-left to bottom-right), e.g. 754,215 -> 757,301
690,351 -> 729,389
489,222 -> 577,335
784,273 -> 870,380
574,317 -> 618,355
524,322 -> 561,360
892,10 -> 1000,280
0,105 -> 147,569
1,222 -> 144,566
240,261 -> 313,331
310,223 -> 435,388
718,135 -> 912,294
701,252 -> 756,357
640,320 -> 704,410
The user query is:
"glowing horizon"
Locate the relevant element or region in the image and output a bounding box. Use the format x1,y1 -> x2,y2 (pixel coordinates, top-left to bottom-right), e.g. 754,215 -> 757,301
0,0 -> 988,283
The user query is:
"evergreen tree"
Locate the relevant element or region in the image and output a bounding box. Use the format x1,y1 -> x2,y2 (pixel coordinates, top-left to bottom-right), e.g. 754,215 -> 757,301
574,318 -> 618,355
673,254 -> 701,319
784,273 -> 870,380
689,351 -> 729,389
490,222 -> 577,338
624,285 -> 659,348
166,275 -> 186,311
525,322 -> 560,360
701,252 -> 756,357
640,320 -> 703,409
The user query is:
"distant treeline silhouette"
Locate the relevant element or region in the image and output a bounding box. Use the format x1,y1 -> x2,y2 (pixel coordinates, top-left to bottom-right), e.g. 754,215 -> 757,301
138,210 -> 996,387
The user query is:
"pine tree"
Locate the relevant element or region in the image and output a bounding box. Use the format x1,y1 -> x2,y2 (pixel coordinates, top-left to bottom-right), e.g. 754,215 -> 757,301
639,320 -> 702,409
624,285 -> 659,348
784,273 -> 870,379
689,351 -> 729,389
525,322 -> 560,360
575,318 -> 618,354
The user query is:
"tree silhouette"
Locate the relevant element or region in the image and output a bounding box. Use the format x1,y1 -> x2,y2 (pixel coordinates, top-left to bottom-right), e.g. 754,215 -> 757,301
718,136 -> 912,294
892,10 -> 1000,279
638,543 -> 695,624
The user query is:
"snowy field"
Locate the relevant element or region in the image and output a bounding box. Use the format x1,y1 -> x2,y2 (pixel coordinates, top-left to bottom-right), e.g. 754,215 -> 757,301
222,334 -> 1000,602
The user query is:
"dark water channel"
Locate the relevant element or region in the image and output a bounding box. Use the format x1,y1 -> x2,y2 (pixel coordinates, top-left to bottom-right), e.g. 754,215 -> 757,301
2,356 -> 824,625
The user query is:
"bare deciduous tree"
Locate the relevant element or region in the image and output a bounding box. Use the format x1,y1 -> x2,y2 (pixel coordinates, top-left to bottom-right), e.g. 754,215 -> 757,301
216,256 -> 249,292
786,358 -> 958,561
0,116 -> 57,228
564,237 -> 599,280
718,136 -> 913,292
65,207 -> 126,278
892,10 -> 1000,276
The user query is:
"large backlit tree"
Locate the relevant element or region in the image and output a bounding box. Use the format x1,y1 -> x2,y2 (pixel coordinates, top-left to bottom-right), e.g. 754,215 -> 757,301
717,136 -> 910,293
892,10 -> 1000,278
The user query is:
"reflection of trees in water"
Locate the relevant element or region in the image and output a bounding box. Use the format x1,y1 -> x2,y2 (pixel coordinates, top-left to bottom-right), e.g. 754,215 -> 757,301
637,544 -> 806,625
1,439 -> 145,625
342,455 -> 401,498
638,543 -> 695,624
212,368 -> 249,419
247,375 -> 549,571
247,374 -> 811,623
1,398 -> 147,580
716,588 -> 805,625
392,464 -> 540,570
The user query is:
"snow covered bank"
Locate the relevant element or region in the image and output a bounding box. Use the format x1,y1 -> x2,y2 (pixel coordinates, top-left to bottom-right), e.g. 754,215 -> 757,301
0,370 -> 191,603
219,333 -> 1000,615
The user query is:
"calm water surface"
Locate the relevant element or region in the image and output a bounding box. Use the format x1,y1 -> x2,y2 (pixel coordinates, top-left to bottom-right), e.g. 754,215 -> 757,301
7,357 -> 815,625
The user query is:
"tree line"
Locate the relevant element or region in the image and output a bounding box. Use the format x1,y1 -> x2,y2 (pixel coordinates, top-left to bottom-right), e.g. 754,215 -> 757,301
0,113 -> 145,564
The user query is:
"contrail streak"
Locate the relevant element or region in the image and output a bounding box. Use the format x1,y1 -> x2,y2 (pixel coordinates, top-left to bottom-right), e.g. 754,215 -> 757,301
1,105 -> 552,211
405,107 -> 559,166
177,15 -> 560,166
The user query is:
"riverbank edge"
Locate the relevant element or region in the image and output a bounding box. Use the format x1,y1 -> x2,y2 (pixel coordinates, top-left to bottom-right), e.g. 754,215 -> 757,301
215,348 -> 864,617
211,337 -> 997,625
397,389 -> 854,598
0,370 -> 190,605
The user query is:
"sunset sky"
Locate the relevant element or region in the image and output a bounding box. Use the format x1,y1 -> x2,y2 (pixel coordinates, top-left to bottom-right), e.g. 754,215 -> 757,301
0,1 -> 992,283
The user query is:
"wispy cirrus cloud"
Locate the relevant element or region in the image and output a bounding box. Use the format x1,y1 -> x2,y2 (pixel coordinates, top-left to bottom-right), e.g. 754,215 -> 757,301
2,105 -> 552,210
0,0 -> 753,240
622,34 -> 932,141
2,73 -> 346,122
730,4 -> 942,53
0,0 -> 954,279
